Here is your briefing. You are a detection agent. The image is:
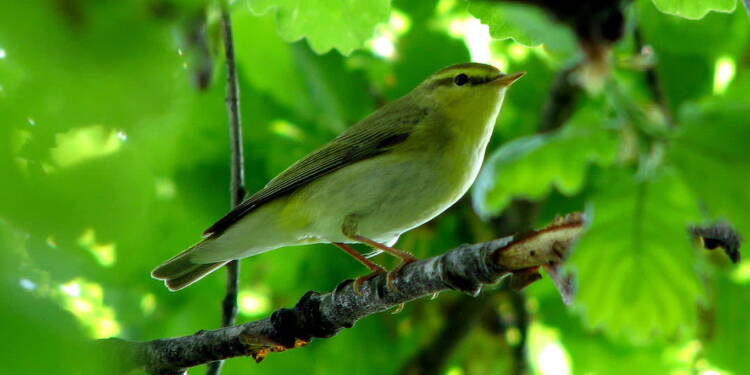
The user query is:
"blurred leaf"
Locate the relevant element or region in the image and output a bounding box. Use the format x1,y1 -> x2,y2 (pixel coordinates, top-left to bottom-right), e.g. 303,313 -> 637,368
639,0 -> 748,56
233,10 -> 311,112
535,289 -> 685,375
247,0 -> 391,55
473,108 -> 618,218
570,168 -> 703,342
670,97 -> 750,238
704,274 -> 750,374
638,0 -> 749,109
650,0 -> 736,19
294,46 -> 375,133
0,2 -> 188,135
466,1 -> 577,55
0,221 -> 104,374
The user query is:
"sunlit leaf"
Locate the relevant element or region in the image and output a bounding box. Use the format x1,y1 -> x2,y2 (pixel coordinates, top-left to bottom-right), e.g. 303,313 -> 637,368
650,0 -> 736,19
466,1 -> 577,55
704,274 -> 750,374
247,0 -> 391,55
233,10 -> 311,112
570,168 -> 703,342
472,109 -> 618,218
670,97 -> 750,238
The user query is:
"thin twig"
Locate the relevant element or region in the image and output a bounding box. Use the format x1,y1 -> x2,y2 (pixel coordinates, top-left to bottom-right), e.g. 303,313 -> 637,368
633,26 -> 675,127
509,290 -> 530,375
538,63 -> 583,133
208,4 -> 245,375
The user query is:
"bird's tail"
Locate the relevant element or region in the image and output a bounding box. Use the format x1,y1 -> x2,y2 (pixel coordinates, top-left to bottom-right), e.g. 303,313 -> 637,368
151,240 -> 229,291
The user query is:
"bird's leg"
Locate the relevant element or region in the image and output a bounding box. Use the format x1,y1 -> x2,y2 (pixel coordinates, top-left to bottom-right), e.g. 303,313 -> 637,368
342,214 -> 419,293
347,235 -> 418,293
333,242 -> 386,295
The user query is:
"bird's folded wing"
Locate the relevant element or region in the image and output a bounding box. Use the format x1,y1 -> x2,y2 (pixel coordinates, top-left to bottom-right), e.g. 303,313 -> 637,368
203,99 -> 429,237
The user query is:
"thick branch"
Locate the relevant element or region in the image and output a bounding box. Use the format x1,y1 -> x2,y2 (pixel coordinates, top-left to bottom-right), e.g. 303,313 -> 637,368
104,214 -> 585,374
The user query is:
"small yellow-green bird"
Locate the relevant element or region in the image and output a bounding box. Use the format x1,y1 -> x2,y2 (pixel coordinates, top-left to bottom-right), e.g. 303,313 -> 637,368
152,62 -> 524,291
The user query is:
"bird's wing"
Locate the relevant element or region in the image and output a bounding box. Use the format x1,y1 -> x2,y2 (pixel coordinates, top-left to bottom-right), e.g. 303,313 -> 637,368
203,99 -> 429,237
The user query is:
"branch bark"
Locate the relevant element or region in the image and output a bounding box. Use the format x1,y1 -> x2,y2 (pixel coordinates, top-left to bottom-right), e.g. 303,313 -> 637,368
102,214 -> 586,374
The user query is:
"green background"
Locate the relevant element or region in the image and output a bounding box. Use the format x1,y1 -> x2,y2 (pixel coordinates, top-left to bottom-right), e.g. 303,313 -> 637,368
1,0 -> 748,374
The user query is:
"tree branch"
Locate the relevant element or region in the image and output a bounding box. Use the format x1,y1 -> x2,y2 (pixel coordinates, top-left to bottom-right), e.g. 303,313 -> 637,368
208,4 -> 245,375
103,214 -> 586,374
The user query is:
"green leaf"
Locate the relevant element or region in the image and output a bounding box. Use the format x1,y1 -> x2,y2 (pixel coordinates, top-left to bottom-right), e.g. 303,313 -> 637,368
536,290 -> 685,375
247,0 -> 391,55
670,98 -> 750,238
472,109 -> 617,218
704,274 -> 750,374
650,0 -> 736,19
233,11 -> 311,112
466,1 -> 577,55
638,0 -> 749,56
570,168 -> 703,342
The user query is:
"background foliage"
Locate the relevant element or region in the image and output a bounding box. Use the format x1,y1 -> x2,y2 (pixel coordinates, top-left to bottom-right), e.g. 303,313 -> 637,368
0,0 -> 748,374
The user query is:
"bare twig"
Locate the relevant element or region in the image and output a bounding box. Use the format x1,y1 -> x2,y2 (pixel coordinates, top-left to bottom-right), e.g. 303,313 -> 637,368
538,63 -> 583,133
508,290 -> 531,375
208,4 -> 245,375
102,214 -> 586,374
633,26 -> 675,127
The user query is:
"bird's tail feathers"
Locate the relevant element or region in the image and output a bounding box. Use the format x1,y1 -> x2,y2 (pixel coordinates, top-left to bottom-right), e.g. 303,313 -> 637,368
151,240 -> 228,291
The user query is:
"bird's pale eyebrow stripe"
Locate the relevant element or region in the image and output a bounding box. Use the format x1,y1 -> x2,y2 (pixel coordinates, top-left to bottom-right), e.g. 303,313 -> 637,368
431,76 -> 454,87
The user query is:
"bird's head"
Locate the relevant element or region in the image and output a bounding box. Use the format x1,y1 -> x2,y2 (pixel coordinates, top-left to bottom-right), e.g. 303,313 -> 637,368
414,62 -> 524,121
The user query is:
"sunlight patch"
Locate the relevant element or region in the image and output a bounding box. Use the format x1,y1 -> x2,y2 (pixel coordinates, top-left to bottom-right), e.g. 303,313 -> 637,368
529,322 -> 572,375
58,278 -> 121,338
19,278 -> 37,291
78,227 -> 116,267
140,293 -> 157,315
366,9 -> 411,60
446,16 -> 507,70
731,259 -> 750,284
50,125 -> 124,168
698,369 -> 730,375
270,119 -> 304,140
238,289 -> 271,316
508,43 -> 530,62
155,177 -> 177,200
713,56 -> 735,94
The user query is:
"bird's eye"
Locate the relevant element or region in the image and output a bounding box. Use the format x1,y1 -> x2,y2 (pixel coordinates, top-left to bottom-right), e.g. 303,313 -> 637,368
454,73 -> 469,86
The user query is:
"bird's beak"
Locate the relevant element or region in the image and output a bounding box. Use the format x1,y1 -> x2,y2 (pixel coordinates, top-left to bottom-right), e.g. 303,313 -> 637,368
494,71 -> 526,87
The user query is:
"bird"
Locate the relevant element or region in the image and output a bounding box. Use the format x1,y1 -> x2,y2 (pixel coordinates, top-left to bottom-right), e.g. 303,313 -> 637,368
152,62 -> 524,291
